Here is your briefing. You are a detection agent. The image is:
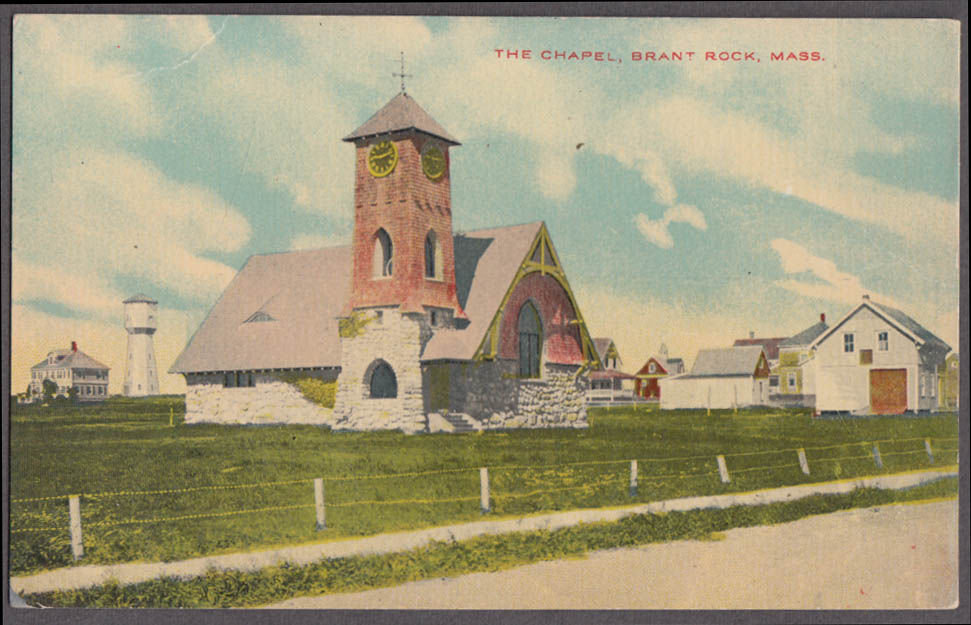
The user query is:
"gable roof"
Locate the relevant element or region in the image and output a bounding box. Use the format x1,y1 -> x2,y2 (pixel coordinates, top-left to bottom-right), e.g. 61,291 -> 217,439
170,222 -> 558,373
681,346 -> 765,378
33,349 -> 110,371
810,298 -> 951,354
421,222 -> 544,361
732,337 -> 785,360
780,321 -> 829,348
343,92 -> 460,145
170,246 -> 352,373
593,338 -> 613,361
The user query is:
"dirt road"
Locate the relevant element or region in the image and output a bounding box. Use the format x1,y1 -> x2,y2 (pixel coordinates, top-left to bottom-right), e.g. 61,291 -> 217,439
266,499 -> 958,610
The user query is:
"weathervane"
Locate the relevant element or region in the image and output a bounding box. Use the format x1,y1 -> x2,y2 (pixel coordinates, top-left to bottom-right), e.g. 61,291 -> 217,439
393,51 -> 412,94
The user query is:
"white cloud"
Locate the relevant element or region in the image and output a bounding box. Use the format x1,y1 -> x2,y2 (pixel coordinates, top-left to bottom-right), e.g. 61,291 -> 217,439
636,204 -> 707,249
13,147 -> 250,313
607,94 -> 958,247
769,238 -> 897,307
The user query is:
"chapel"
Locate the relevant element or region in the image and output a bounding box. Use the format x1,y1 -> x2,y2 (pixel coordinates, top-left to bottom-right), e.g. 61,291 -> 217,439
171,89 -> 600,432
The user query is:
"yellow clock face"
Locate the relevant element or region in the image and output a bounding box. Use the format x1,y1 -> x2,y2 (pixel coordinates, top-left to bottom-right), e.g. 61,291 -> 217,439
421,144 -> 446,180
367,141 -> 398,177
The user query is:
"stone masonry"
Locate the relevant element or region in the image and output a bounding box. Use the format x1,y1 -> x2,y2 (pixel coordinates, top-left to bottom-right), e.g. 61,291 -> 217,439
333,308 -> 435,433
183,371 -> 338,426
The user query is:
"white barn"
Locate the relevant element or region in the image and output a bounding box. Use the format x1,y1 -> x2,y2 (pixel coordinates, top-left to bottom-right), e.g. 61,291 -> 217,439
660,345 -> 770,410
809,295 -> 950,414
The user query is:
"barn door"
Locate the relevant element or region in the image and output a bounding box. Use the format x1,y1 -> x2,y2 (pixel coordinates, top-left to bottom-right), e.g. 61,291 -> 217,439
869,369 -> 907,414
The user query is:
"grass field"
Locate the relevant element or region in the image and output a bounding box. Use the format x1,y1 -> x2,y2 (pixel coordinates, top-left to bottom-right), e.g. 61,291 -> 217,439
9,396 -> 959,575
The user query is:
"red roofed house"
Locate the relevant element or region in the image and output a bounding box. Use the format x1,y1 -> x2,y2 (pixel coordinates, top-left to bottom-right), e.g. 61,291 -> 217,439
171,90 -> 600,432
733,333 -> 786,393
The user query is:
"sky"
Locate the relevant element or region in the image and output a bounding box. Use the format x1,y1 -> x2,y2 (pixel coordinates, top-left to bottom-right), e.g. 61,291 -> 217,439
10,15 -> 962,395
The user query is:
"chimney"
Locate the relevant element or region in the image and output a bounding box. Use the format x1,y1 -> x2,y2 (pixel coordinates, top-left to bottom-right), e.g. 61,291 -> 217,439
71,341 -> 77,352
820,313 -> 826,323
749,331 -> 755,339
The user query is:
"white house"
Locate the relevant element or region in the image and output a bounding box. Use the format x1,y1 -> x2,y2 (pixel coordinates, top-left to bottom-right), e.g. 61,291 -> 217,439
660,345 -> 771,410
809,295 -> 950,414
29,342 -> 110,402
586,337 -> 635,404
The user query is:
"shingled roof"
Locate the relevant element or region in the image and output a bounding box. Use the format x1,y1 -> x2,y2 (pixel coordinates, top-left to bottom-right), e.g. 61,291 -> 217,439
343,92 -> 460,145
32,349 -> 109,371
780,320 -> 829,348
170,222 -> 546,373
680,345 -> 765,379
422,222 -> 543,361
170,246 -> 352,373
810,297 -> 951,355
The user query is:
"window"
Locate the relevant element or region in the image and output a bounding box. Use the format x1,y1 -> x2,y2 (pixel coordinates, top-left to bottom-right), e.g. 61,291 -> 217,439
877,331 -> 889,351
372,228 -> 393,277
648,362 -> 656,374
369,361 -> 397,398
424,230 -> 442,279
787,372 -> 797,389
843,333 -> 855,353
860,349 -> 873,365
517,301 -> 542,378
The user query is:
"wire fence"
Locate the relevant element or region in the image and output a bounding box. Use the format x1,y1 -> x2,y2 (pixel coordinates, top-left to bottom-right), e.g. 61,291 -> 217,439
10,436 -> 959,564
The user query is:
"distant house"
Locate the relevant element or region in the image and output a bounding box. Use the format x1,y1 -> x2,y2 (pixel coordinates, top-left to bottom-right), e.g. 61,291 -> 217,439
774,314 -> 829,407
660,345 -> 770,410
587,338 -> 635,404
939,353 -> 959,410
634,343 -> 685,400
29,342 -> 110,402
809,295 -> 950,414
733,333 -> 786,392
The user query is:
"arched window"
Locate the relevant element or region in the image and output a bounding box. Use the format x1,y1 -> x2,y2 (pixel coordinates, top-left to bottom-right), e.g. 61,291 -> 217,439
372,229 -> 393,277
368,361 -> 398,398
517,301 -> 542,378
424,230 -> 440,279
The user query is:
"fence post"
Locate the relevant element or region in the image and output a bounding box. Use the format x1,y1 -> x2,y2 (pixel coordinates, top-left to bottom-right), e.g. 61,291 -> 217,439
629,460 -> 638,497
872,443 -> 883,469
68,495 -> 83,561
480,467 -> 491,514
797,448 -> 810,475
169,406 -> 174,427
314,478 -> 326,531
716,455 -> 731,483
925,439 -> 934,464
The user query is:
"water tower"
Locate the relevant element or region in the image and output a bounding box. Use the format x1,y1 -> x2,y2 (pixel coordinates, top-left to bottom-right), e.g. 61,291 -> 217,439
124,293 -> 160,396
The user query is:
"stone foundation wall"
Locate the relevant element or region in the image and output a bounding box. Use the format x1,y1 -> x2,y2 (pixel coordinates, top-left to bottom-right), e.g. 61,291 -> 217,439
460,360 -> 588,429
184,370 -> 338,425
333,308 -> 430,433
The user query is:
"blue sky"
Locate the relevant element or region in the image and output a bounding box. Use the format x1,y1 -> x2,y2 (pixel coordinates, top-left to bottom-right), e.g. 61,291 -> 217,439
11,15 -> 961,393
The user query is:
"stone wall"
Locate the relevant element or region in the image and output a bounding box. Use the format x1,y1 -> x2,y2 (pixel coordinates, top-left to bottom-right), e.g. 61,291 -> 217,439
454,359 -> 588,429
332,308 -> 430,433
184,370 -> 339,426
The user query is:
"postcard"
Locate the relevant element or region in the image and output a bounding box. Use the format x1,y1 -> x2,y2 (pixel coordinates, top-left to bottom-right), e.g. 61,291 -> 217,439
7,12 -> 963,614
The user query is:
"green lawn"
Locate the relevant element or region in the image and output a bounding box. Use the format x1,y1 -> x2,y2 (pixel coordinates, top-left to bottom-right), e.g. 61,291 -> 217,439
9,397 -> 959,575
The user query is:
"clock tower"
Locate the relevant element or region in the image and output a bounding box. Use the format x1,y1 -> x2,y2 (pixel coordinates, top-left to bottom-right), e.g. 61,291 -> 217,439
334,91 -> 465,432
342,92 -> 464,319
